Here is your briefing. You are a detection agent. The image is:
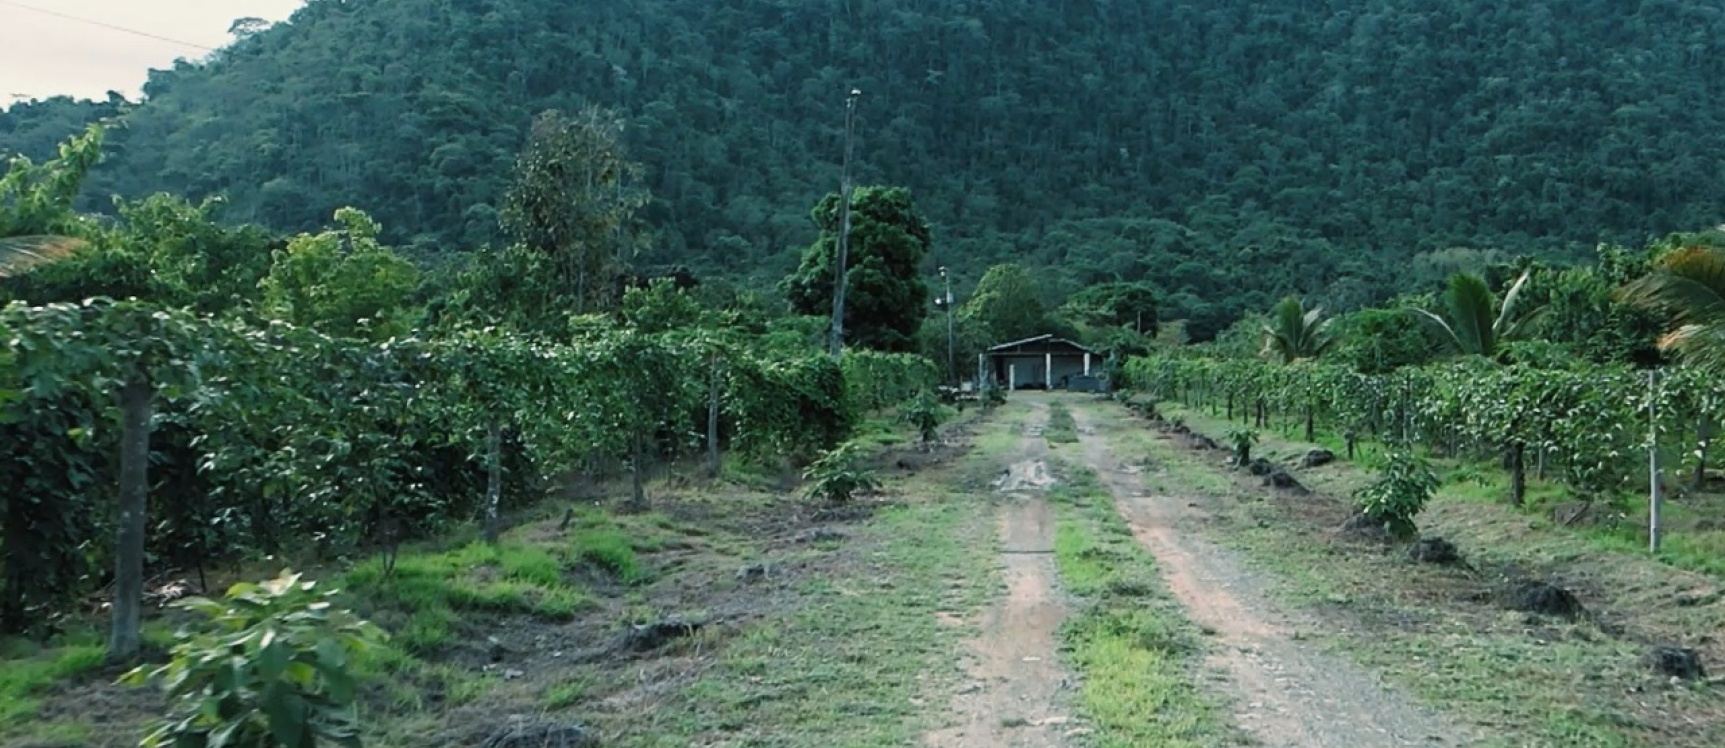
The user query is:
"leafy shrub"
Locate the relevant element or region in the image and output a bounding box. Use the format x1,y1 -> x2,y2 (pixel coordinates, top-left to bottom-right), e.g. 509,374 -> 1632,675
802,440 -> 881,503
1223,426 -> 1259,465
900,389 -> 951,443
1354,449 -> 1441,540
123,570 -> 386,748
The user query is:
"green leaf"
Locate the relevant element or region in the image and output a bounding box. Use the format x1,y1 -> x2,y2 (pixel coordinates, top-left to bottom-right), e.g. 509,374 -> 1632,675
263,684 -> 307,747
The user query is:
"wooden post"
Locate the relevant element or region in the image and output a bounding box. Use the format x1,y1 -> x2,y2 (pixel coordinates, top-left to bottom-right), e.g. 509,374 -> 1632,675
1649,370 -> 1662,554
706,355 -> 721,478
109,373 -> 154,661
483,418 -> 503,543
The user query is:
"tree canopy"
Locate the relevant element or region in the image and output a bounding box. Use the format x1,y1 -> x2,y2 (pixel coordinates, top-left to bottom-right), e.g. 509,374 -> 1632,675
7,0 -> 1725,336
781,186 -> 932,353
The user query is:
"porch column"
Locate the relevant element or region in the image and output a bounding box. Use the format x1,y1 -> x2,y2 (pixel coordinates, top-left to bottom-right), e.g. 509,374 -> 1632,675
1045,353 -> 1053,386
1009,364 -> 1017,391
1083,352 -> 1091,376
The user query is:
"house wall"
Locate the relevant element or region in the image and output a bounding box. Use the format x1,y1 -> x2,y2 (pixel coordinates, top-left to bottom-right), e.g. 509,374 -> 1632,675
1048,357 -> 1087,388
997,355 -> 1046,387
993,355 -> 1090,389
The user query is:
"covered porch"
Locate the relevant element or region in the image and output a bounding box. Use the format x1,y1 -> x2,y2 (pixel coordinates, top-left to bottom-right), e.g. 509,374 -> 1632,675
979,334 -> 1103,391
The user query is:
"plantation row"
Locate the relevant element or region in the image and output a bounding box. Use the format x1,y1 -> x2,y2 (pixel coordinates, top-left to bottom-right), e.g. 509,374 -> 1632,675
1123,354 -> 1720,505
0,296 -> 936,636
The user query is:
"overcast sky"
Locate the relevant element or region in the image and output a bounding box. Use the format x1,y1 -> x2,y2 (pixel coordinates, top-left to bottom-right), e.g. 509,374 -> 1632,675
1,0 -> 305,103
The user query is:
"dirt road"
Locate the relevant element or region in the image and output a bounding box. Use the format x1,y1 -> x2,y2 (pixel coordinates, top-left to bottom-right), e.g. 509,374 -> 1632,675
925,403 -> 1078,748
1065,397 -> 1471,747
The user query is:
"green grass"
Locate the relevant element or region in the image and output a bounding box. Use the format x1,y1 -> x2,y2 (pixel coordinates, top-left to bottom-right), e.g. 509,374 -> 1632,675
1122,400 -> 1725,748
1044,401 -> 1080,444
345,541 -> 589,630
1046,468 -> 1241,747
1162,400 -> 1725,581
0,635 -> 108,729
543,678 -> 591,710
592,410 -> 1016,746
611,490 -> 994,745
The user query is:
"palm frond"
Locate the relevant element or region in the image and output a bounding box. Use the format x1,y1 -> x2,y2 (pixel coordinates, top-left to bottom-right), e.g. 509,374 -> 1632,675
0,235 -> 87,278
1620,247 -> 1725,328
1260,296 -> 1330,363
1494,269 -> 1551,344
1659,323 -> 1725,373
1411,308 -> 1462,353
1442,272 -> 1496,356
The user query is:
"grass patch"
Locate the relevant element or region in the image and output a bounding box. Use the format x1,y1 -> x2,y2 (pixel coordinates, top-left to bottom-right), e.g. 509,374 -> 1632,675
1047,468 -> 1241,747
345,541 -> 589,623
543,678 -> 591,710
1045,401 -> 1080,444
612,492 -> 993,745
593,408 -> 1016,746
0,636 -> 108,729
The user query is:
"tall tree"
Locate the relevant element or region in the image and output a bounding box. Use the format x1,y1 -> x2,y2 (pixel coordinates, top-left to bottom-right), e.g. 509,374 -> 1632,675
781,186 -> 931,352
499,107 -> 648,316
1060,281 -> 1158,335
961,263 -> 1049,343
260,208 -> 422,340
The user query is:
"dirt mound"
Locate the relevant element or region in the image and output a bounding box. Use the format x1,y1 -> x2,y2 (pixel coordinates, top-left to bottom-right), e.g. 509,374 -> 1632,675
1645,645 -> 1708,681
1409,537 -> 1460,564
1262,469 -> 1308,494
1510,581 -> 1585,619
995,459 -> 1056,492
1300,449 -> 1336,468
1338,513 -> 1392,544
621,618 -> 705,652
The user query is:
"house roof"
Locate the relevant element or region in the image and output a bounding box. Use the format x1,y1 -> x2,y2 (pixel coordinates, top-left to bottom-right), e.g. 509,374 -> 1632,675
985,334 -> 1098,355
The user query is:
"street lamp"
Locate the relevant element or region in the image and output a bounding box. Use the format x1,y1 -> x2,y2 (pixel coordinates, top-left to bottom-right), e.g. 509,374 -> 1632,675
939,266 -> 956,387
828,88 -> 862,360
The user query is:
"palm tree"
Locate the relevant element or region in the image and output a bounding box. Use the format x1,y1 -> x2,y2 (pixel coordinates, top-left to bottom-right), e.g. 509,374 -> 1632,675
1260,295 -> 1334,364
1260,295 -> 1333,440
1619,246 -> 1725,372
1415,269 -> 1542,505
1415,269 -> 1540,358
1620,246 -> 1725,490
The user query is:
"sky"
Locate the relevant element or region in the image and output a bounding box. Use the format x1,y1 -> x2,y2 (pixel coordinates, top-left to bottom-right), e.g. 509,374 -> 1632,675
1,0 -> 305,103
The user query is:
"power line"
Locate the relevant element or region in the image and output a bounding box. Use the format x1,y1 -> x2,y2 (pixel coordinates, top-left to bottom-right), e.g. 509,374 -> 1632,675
0,1 -> 216,52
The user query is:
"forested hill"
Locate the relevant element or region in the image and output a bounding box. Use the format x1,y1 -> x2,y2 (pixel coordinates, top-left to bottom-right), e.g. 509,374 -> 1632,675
6,0 -> 1725,336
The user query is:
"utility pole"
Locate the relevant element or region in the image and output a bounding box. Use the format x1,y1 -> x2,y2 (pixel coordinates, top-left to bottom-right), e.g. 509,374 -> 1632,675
828,88 -> 862,360
940,265 -> 956,386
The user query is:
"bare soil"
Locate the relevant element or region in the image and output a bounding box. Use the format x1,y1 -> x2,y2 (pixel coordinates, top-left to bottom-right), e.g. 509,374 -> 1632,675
1066,397 -> 1473,747
925,403 -> 1079,748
